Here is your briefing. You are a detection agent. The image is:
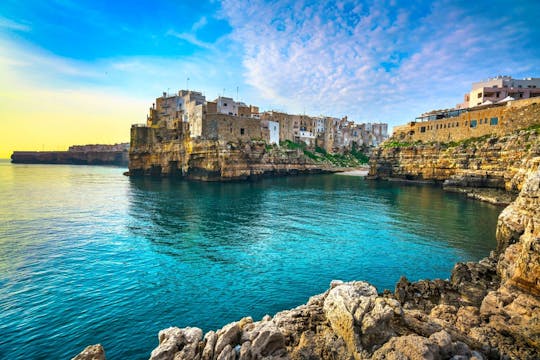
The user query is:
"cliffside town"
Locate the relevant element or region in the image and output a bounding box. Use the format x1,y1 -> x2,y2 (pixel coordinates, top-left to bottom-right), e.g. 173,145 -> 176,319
128,90 -> 387,180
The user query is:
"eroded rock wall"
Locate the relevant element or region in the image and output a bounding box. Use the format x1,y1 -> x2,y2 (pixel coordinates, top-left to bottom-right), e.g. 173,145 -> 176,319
369,128 -> 540,193
128,128 -> 335,181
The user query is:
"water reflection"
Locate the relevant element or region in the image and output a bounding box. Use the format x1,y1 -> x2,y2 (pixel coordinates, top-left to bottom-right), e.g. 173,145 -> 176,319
128,177 -> 266,261
127,174 -> 500,271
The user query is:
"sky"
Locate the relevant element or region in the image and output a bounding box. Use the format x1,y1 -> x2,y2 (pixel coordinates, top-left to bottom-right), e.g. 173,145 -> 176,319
0,0 -> 539,158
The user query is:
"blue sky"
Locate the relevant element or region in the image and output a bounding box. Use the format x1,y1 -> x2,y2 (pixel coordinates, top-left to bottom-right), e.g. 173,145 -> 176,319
1,0 -> 539,140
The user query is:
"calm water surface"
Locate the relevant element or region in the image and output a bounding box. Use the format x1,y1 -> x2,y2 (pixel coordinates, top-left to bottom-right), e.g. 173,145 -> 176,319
0,160 -> 500,359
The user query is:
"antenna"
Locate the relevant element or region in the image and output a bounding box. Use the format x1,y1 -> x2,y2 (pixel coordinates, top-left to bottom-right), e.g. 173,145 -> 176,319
236,86 -> 239,101
186,77 -> 190,91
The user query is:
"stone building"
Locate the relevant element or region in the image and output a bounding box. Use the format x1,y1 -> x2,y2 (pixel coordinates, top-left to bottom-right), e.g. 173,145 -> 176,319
140,88 -> 388,152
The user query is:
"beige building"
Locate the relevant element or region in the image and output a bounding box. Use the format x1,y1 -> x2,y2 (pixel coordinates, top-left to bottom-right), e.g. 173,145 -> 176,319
458,76 -> 540,108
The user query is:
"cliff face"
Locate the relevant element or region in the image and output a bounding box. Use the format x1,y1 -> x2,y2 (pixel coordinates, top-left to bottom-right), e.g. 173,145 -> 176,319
369,128 -> 540,193
129,128 -> 337,181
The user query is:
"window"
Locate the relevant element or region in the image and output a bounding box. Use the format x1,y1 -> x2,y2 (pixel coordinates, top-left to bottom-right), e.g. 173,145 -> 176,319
420,126 -> 426,133
240,128 -> 245,135
490,117 -> 498,125
465,121 -> 468,126
456,122 -> 459,127
470,119 -> 477,128
224,102 -> 228,106
477,93 -> 482,98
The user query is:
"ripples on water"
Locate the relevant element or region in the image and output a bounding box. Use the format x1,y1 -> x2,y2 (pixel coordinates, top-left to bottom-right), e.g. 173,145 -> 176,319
0,161 -> 500,359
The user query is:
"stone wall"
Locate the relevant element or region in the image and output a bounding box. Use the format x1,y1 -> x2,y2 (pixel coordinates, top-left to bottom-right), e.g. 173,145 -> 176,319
394,98 -> 540,143
203,114 -> 264,142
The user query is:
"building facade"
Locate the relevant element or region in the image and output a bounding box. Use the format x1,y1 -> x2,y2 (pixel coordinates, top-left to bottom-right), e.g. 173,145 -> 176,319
141,88 -> 388,152
457,76 -> 540,108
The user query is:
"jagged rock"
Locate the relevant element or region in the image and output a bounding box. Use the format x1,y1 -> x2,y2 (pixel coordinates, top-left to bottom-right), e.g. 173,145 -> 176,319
214,321 -> 243,357
215,344 -> 235,360
450,259 -> 499,307
149,327 -> 202,360
455,306 -> 480,333
371,334 -> 440,360
395,276 -> 458,311
429,330 -> 453,357
72,344 -> 105,360
201,331 -> 217,360
322,281 -> 376,355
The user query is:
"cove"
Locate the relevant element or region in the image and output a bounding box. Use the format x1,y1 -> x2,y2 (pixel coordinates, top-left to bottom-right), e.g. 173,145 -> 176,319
0,162 -> 500,359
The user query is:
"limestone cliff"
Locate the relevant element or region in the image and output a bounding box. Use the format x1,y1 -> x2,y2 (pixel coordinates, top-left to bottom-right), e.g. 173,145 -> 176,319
129,131 -> 337,181
369,127 -> 539,190
75,161 -> 540,359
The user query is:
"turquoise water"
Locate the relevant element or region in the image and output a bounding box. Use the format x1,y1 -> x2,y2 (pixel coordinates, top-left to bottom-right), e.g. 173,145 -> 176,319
0,161 -> 500,359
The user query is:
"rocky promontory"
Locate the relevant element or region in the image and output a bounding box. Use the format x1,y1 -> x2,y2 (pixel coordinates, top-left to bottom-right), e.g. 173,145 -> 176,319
74,157 -> 540,360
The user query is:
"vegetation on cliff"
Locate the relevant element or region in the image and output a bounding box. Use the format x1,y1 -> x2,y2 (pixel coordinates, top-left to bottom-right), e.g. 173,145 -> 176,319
276,140 -> 370,167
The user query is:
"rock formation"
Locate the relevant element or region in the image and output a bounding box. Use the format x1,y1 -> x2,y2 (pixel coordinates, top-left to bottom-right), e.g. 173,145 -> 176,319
368,125 -> 539,206
128,137 -> 338,181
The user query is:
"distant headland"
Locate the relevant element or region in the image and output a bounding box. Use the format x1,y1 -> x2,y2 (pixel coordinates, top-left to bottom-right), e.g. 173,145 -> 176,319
11,143 -> 129,167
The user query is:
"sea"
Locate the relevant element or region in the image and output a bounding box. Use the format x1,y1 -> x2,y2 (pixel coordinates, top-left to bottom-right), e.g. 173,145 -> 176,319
0,160 -> 501,359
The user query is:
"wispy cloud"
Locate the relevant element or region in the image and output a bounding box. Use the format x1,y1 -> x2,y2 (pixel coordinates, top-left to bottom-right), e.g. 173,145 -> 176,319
0,16 -> 31,32
167,30 -> 214,50
192,16 -> 208,31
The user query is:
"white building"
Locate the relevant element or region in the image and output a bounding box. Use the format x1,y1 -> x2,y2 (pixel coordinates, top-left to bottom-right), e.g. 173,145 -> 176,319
315,117 -> 325,134
268,120 -> 280,145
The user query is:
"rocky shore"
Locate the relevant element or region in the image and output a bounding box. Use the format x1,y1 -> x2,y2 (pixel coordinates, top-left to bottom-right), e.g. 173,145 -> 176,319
74,156 -> 539,359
